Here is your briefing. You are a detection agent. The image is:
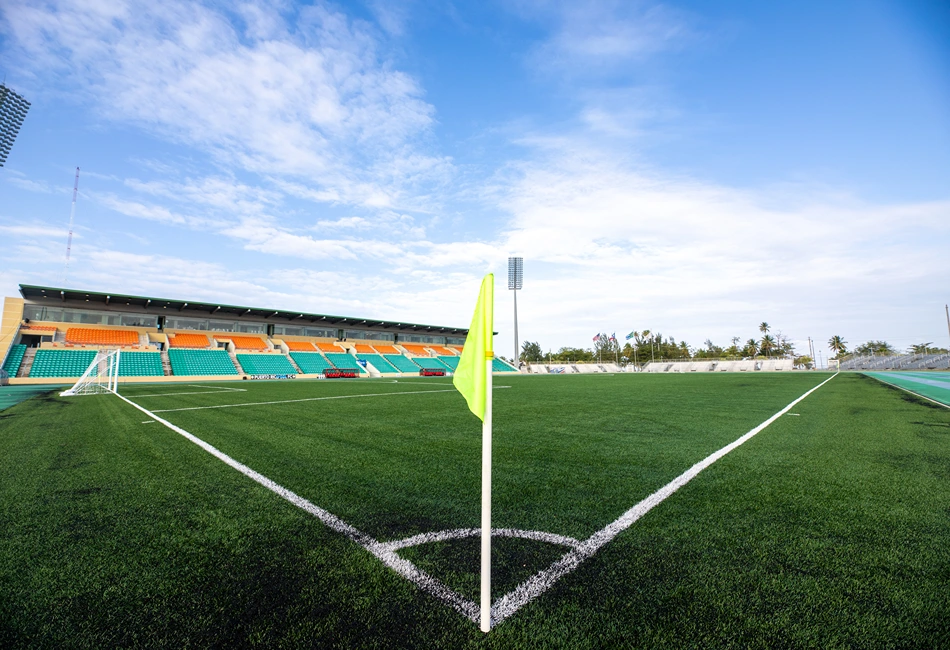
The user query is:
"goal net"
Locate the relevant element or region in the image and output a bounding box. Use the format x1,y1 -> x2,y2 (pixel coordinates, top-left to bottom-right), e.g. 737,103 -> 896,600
61,349 -> 121,396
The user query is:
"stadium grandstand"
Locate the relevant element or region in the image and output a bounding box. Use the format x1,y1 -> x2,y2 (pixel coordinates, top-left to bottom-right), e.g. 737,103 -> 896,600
0,285 -> 487,384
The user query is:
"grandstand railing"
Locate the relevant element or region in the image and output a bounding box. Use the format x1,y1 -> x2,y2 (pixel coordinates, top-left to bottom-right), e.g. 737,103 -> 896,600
838,353 -> 950,371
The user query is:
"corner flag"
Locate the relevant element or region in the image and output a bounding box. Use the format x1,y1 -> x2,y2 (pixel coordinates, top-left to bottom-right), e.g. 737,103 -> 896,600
453,274 -> 494,420
453,273 -> 494,633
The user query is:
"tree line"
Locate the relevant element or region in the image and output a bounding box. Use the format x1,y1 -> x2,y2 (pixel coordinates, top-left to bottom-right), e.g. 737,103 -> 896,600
826,336 -> 948,359
521,322 -> 812,366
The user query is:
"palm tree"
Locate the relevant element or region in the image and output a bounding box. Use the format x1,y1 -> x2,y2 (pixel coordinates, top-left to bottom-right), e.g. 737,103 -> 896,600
745,338 -> 759,357
760,334 -> 776,358
828,335 -> 847,358
641,329 -> 654,364
679,341 -> 691,358
759,322 -> 770,336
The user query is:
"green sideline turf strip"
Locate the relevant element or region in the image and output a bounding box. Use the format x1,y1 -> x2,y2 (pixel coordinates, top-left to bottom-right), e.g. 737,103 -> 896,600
0,385 -> 64,412
865,371 -> 950,407
1,373 -> 948,647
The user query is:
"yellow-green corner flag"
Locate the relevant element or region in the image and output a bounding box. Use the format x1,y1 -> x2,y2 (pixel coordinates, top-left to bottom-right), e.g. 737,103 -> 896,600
453,273 -> 494,420
453,273 -> 495,633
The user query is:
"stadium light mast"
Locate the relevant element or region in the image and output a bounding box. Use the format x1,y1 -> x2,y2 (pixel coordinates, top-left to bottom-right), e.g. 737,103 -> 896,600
0,83 -> 32,167
508,257 -> 523,366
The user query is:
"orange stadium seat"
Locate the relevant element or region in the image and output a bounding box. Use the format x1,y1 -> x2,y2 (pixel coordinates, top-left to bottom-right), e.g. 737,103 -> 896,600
374,345 -> 400,354
353,344 -> 375,354
65,328 -> 139,346
316,342 -> 344,353
428,345 -> 456,355
23,324 -> 58,332
401,344 -> 431,356
285,341 -> 316,351
219,335 -> 267,350
169,333 -> 211,348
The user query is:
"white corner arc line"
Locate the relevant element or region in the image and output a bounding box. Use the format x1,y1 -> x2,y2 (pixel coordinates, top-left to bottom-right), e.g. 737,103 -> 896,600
150,388 -> 459,413
381,528 -> 581,552
113,392 -> 481,623
489,372 -> 838,626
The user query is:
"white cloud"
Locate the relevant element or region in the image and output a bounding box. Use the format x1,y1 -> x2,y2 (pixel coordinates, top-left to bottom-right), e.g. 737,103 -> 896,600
486,144 -> 950,352
4,176 -> 53,193
0,223 -> 71,238
519,0 -> 695,75
1,0 -> 448,208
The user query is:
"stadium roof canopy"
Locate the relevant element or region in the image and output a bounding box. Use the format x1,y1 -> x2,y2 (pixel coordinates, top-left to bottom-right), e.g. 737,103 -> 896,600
18,285 -> 469,335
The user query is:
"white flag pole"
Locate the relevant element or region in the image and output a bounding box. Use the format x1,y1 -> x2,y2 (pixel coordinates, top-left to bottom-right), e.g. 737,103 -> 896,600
480,354 -> 493,632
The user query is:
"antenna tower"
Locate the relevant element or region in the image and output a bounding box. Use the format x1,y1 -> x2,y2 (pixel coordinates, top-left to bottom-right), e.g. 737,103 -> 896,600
64,167 -> 79,285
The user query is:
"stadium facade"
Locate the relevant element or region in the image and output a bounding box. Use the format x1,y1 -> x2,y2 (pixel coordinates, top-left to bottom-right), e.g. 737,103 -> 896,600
1,285 -> 519,385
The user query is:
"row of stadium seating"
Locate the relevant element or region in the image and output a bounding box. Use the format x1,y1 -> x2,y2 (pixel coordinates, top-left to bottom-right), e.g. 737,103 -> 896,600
235,353 -> 296,375
30,349 -> 97,378
2,344 -> 27,375
20,324 -> 465,359
168,349 -> 237,376
118,351 -> 164,377
8,345 -> 516,379
65,328 -> 140,346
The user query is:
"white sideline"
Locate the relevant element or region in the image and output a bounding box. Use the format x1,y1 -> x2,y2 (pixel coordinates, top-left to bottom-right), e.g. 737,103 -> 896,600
149,388 -> 460,413
489,372 -> 838,625
114,373 -> 836,630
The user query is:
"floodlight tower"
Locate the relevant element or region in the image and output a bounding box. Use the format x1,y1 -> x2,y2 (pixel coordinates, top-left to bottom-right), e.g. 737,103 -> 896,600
508,257 -> 523,366
0,83 -> 32,167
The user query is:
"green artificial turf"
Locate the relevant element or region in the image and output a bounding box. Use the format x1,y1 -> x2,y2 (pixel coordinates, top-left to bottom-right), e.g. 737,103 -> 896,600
1,373 -> 948,648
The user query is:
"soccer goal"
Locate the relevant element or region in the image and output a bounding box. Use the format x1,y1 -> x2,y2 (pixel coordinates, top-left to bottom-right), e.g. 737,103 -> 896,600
61,349 -> 121,396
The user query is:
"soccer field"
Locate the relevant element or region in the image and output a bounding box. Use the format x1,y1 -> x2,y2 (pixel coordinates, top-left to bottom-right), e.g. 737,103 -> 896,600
1,373 -> 948,648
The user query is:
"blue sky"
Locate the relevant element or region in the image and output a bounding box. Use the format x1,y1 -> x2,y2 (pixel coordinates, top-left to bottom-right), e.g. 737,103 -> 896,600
1,0 -> 948,361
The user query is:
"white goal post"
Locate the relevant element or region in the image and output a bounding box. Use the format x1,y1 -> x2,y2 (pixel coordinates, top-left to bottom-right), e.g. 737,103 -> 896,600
61,349 -> 121,396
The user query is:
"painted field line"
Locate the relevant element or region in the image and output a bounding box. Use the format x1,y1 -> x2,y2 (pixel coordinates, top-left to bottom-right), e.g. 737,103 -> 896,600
489,372 -> 839,626
114,392 -> 481,623
381,528 -> 581,552
133,389 -> 249,398
150,388 -> 460,413
865,374 -> 950,410
113,373 -> 837,631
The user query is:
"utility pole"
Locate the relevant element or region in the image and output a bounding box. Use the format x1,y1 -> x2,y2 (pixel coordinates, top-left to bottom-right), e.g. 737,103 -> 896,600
63,167 -> 80,285
946,304 -> 950,351
808,337 -> 815,370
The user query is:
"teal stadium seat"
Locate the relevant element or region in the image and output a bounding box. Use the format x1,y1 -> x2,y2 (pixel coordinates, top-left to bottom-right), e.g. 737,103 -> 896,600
384,355 -> 420,373
168,349 -> 239,376
2,344 -> 27,376
438,355 -> 459,371
290,352 -> 334,374
358,354 -> 400,373
325,352 -> 367,374
413,357 -> 452,371
492,358 -> 518,372
29,349 -> 97,378
237,354 -> 297,375
118,351 -> 164,377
